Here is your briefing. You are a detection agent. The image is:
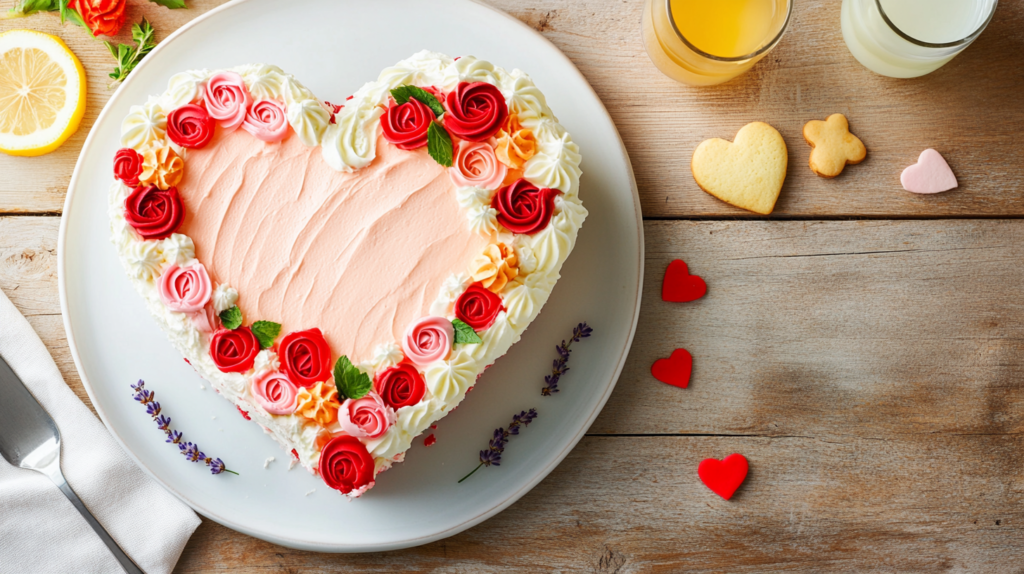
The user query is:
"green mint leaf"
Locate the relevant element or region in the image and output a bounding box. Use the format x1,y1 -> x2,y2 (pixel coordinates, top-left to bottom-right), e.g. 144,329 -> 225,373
65,5 -> 85,29
133,18 -> 155,46
147,0 -> 187,8
333,356 -> 372,400
107,18 -> 156,85
427,122 -> 453,167
251,321 -> 282,349
452,319 -> 482,344
390,85 -> 445,118
3,0 -> 60,18
219,306 -> 242,330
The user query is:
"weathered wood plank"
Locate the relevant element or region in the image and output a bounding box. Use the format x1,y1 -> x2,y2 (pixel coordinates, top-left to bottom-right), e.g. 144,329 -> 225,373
3,216 -> 1022,570
173,434 -> 1024,572
3,0 -> 1023,217
0,217 -> 86,405
592,219 -> 1024,439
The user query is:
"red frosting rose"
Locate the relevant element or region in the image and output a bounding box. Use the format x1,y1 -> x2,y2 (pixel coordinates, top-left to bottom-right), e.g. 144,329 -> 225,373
167,104 -> 214,149
113,148 -> 143,187
492,178 -> 560,235
444,81 -> 508,142
124,185 -> 184,240
380,96 -> 433,150
374,364 -> 425,410
455,283 -> 504,331
210,327 -> 259,373
318,435 -> 374,495
279,328 -> 332,388
70,0 -> 126,37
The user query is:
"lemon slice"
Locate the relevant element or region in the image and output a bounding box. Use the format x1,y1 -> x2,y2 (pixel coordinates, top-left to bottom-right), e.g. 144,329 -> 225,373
0,30 -> 86,157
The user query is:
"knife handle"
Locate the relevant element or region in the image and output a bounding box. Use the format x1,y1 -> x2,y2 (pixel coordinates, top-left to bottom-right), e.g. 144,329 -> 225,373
53,470 -> 145,574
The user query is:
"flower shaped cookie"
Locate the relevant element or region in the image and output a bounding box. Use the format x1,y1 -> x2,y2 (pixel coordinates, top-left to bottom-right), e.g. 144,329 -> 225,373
803,114 -> 866,178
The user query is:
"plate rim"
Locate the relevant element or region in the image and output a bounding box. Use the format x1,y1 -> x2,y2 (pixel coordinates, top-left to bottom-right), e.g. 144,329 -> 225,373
57,0 -> 644,552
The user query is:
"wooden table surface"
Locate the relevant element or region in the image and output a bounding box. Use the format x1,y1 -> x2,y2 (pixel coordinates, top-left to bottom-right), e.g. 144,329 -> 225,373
2,0 -> 1023,571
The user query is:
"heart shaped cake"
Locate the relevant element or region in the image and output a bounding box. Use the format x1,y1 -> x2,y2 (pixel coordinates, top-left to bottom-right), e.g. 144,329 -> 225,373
108,51 -> 586,497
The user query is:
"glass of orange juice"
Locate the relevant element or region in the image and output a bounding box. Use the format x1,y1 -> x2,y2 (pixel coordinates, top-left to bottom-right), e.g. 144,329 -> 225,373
642,0 -> 794,86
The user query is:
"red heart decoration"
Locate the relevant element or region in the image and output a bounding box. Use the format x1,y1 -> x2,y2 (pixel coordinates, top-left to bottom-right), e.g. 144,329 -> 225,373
651,348 -> 692,389
698,453 -> 749,500
662,259 -> 706,302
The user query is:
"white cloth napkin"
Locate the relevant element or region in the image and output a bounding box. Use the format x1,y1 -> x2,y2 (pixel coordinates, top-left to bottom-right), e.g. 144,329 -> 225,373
0,288 -> 200,574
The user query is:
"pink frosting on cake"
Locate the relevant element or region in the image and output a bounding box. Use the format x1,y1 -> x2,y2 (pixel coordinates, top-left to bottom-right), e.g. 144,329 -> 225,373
176,128 -> 488,363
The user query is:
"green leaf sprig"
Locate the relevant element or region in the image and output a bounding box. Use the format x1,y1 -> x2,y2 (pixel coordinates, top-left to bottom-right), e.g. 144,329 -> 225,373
147,0 -> 187,8
2,0 -> 58,17
219,306 -> 242,330
390,85 -> 445,118
427,121 -> 453,167
2,0 -> 85,27
333,356 -> 372,401
250,321 -> 282,349
105,18 -> 157,84
452,318 -> 482,344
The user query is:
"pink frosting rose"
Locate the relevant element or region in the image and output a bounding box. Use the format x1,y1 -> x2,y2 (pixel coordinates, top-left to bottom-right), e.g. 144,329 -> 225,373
203,71 -> 252,131
402,316 -> 454,366
448,141 -> 507,190
158,263 -> 212,313
338,392 -> 395,439
189,304 -> 217,333
250,370 -> 299,416
242,99 -> 289,142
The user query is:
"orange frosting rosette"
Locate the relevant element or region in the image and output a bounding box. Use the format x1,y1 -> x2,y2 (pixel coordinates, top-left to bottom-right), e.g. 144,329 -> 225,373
296,381 -> 340,426
495,115 -> 536,170
471,242 -> 519,293
138,145 -> 183,190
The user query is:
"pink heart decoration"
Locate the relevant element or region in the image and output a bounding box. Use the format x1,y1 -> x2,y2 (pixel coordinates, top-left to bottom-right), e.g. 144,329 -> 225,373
651,348 -> 692,389
900,149 -> 957,194
698,453 -> 748,500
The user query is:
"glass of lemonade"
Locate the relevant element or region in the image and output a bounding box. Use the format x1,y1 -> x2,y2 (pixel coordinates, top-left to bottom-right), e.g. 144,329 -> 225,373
841,0 -> 998,78
642,0 -> 793,86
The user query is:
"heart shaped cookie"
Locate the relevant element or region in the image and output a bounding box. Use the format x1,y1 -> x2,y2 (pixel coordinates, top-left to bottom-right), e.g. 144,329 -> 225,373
691,122 -> 787,215
901,148 -> 957,194
108,52 -> 587,497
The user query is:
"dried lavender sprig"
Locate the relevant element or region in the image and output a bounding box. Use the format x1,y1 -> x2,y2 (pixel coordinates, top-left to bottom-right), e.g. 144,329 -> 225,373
542,322 -> 593,396
131,380 -> 238,475
459,408 -> 538,483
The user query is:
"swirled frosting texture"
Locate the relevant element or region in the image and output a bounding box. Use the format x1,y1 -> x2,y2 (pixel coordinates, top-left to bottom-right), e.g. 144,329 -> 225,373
176,128 -> 487,363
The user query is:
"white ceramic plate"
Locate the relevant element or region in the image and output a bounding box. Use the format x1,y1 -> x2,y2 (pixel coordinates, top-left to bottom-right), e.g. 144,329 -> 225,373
59,0 -> 642,551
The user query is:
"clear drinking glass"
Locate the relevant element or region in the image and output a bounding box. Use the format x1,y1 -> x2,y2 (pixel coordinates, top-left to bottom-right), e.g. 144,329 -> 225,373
841,0 -> 998,78
641,0 -> 793,86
